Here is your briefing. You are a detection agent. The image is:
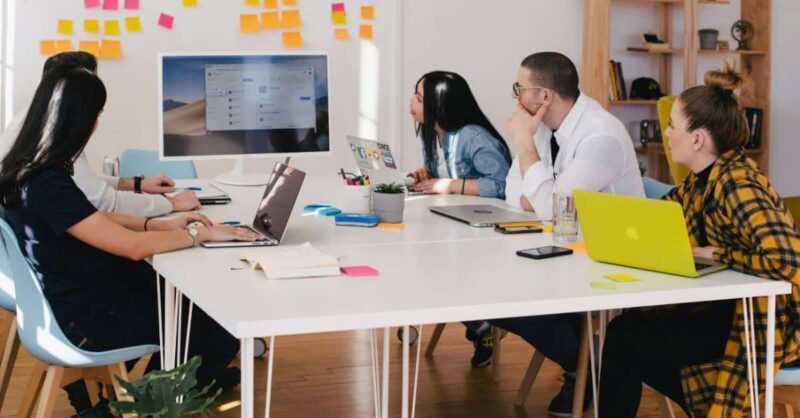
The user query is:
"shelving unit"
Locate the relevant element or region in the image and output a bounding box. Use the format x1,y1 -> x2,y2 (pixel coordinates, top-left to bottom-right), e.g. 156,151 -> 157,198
581,0 -> 772,183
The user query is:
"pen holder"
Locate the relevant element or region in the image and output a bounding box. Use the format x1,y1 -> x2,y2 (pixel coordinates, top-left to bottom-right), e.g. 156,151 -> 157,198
341,185 -> 372,214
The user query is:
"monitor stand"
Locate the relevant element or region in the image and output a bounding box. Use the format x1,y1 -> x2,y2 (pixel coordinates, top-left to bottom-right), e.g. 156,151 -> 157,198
216,159 -> 267,187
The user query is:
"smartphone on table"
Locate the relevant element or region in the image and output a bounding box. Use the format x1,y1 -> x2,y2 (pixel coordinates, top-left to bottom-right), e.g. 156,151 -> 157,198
516,246 -> 574,260
495,225 -> 543,234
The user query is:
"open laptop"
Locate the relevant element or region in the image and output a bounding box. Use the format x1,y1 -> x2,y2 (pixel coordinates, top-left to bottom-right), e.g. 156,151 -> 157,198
347,135 -> 423,195
573,190 -> 727,277
202,162 -> 305,248
429,205 -> 539,227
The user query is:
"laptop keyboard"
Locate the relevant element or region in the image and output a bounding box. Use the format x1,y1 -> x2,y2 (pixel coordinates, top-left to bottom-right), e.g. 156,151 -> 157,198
694,262 -> 711,271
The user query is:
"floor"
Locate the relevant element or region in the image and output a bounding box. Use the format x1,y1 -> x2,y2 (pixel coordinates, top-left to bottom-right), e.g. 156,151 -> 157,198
0,323 -> 685,418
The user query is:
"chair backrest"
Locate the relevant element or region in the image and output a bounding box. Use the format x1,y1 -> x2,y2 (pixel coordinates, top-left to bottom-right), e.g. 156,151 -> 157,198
0,208 -> 17,313
643,176 -> 675,200
0,217 -> 96,366
119,148 -> 198,180
657,96 -> 692,185
784,196 -> 800,226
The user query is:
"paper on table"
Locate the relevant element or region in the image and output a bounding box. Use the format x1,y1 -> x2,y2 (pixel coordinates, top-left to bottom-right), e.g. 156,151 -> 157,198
590,281 -> 617,290
361,6 -> 375,20
125,17 -> 141,32
334,28 -> 349,40
167,184 -> 229,200
243,243 -> 340,280
79,41 -> 100,57
85,19 -> 100,33
99,40 -> 122,58
331,11 -> 346,25
240,14 -> 260,33
604,273 -> 641,283
282,31 -> 303,48
341,266 -> 379,277
261,12 -> 280,29
359,24 -> 373,39
40,40 -> 57,56
104,20 -> 121,36
158,13 -> 174,29
281,10 -> 302,28
57,20 -> 74,35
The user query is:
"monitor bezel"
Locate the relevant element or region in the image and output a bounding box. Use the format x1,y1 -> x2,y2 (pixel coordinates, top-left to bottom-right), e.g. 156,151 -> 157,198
157,51 -> 332,162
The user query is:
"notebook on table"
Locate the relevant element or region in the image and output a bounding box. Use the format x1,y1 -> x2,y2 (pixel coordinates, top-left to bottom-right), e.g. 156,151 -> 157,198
242,243 -> 340,280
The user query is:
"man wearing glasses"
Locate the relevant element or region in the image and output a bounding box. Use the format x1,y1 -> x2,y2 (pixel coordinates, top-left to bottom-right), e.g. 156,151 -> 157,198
491,52 -> 644,417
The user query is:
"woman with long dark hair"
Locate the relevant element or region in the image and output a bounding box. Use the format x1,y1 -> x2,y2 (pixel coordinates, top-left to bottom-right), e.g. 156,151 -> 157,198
0,67 -> 262,416
408,71 -> 511,198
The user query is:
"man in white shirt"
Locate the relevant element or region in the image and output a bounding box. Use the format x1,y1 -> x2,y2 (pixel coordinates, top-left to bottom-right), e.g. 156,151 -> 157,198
0,52 -> 199,217
494,52 -> 644,417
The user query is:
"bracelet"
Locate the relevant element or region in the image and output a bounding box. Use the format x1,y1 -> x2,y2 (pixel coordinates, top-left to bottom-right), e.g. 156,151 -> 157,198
461,179 -> 466,195
143,217 -> 152,231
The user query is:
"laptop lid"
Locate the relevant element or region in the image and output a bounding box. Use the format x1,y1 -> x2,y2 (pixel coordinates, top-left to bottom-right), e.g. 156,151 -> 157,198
347,135 -> 403,185
252,162 -> 306,242
573,190 -> 701,277
429,205 -> 539,227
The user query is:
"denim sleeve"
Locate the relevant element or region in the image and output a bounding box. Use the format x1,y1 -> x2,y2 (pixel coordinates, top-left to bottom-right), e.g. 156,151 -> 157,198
466,130 -> 511,198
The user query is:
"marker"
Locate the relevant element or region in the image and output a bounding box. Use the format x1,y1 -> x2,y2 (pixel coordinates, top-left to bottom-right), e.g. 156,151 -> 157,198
221,221 -> 241,225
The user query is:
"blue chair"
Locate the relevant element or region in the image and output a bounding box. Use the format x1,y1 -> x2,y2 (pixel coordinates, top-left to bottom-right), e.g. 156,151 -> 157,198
119,148 -> 198,179
643,176 -> 675,200
0,218 -> 159,417
0,208 -> 19,412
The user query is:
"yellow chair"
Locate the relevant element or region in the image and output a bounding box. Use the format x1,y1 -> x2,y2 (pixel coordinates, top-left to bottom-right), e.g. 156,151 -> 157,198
784,196 -> 800,225
657,96 -> 692,185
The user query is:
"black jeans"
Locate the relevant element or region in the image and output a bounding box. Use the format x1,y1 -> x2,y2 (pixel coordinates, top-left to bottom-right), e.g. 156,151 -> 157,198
490,313 -> 584,372
598,300 -> 736,417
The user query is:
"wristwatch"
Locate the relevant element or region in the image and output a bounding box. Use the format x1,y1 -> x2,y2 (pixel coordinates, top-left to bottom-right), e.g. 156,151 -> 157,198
133,175 -> 145,194
186,226 -> 200,247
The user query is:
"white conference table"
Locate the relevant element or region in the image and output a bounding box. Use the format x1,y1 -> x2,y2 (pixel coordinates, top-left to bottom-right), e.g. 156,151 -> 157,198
152,176 -> 791,418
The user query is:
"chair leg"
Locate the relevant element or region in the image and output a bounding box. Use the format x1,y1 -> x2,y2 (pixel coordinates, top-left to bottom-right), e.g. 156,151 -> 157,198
514,350 -> 546,407
424,323 -> 446,357
657,395 -> 677,418
108,363 -> 132,403
85,379 -> 100,407
491,327 -> 503,379
571,318 -> 591,418
16,360 -> 47,418
0,316 -> 20,410
33,365 -> 64,418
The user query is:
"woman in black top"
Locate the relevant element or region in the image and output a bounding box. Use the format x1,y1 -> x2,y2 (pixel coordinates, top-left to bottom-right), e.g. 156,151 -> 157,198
0,67 -> 263,416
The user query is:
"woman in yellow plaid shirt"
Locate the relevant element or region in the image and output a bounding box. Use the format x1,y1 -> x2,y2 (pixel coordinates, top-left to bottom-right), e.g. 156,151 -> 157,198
598,64 -> 800,417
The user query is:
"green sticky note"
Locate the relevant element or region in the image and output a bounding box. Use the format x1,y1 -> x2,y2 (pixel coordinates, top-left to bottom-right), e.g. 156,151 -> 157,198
590,281 -> 617,290
604,273 -> 641,283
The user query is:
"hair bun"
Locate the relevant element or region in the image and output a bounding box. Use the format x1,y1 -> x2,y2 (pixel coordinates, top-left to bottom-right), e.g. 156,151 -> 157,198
704,62 -> 744,92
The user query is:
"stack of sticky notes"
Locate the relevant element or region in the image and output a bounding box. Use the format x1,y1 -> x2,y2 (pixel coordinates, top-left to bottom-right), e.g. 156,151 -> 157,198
331,3 -> 348,40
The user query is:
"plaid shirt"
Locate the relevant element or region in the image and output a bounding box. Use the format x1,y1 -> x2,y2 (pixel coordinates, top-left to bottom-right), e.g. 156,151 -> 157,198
663,149 -> 800,417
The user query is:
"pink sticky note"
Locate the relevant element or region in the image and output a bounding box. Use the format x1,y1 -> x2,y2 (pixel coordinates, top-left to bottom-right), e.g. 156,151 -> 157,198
158,13 -> 174,29
84,0 -> 100,8
331,2 -> 345,12
102,0 -> 119,10
340,266 -> 379,277
124,0 -> 139,10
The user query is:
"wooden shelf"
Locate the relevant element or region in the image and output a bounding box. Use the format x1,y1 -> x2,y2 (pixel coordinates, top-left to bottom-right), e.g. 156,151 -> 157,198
611,100 -> 658,106
697,49 -> 768,55
627,47 -> 683,54
613,0 -> 730,4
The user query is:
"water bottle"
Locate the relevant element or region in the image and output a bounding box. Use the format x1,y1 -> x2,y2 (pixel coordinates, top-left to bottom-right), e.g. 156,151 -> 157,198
102,156 -> 120,177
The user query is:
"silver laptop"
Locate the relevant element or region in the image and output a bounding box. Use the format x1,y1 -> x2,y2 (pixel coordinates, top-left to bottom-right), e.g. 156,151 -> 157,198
347,135 -> 424,196
430,205 -> 539,227
202,162 -> 305,248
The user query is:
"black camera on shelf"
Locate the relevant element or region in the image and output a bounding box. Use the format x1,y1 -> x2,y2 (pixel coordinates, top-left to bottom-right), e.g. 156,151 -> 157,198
639,119 -> 662,148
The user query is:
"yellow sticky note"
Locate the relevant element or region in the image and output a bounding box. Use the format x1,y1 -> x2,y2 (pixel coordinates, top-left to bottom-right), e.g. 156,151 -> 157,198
264,0 -> 278,8
244,0 -> 259,5
562,240 -> 588,255
240,14 -> 260,33
376,223 -> 404,230
282,0 -> 297,5
359,24 -> 373,39
590,281 -> 617,290
57,19 -> 74,35
361,5 -> 375,20
281,31 -> 303,48
124,16 -> 141,32
281,10 -> 302,28
99,39 -> 122,58
79,40 -> 100,57
604,273 -> 641,283
40,40 -> 57,56
331,11 -> 346,25
261,11 -> 281,29
55,40 -> 73,52
183,0 -> 197,6
84,19 -> 100,33
104,20 -> 121,35
334,28 -> 349,40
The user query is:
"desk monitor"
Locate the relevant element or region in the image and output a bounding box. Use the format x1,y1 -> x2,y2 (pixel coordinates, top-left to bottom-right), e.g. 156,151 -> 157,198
158,53 -> 329,185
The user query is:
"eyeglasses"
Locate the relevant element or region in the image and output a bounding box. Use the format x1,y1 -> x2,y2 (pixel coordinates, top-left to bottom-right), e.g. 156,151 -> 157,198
512,82 -> 544,97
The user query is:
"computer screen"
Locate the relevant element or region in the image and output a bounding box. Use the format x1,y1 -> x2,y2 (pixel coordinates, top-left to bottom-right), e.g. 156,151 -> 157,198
159,53 -> 329,160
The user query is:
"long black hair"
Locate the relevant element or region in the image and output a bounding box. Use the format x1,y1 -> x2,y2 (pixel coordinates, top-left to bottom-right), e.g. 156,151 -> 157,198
0,67 -> 106,207
414,71 -> 510,164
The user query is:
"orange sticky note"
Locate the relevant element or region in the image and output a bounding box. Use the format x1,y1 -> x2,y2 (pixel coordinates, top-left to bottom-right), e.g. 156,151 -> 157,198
359,24 -> 373,39
361,5 -> 375,20
99,39 -> 122,58
240,14 -> 260,33
79,40 -> 100,57
104,20 -> 121,35
334,28 -> 349,40
124,16 -> 141,32
563,240 -> 588,255
84,19 -> 100,33
57,19 -> 74,35
264,0 -> 278,8
261,11 -> 281,29
40,40 -> 57,55
331,11 -> 346,25
55,40 -> 73,52
376,223 -> 404,230
281,31 -> 303,48
281,10 -> 301,28
282,0 -> 297,5
183,0 -> 197,6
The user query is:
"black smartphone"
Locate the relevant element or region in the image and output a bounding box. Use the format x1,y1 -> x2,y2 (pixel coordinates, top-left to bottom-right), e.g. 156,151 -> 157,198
495,225 -> 543,234
516,246 -> 574,260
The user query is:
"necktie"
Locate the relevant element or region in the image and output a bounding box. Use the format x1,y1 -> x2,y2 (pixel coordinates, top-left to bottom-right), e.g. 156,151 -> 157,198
550,132 -> 560,166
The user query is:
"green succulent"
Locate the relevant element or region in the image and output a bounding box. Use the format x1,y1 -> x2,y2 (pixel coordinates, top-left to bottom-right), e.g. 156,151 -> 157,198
373,182 -> 405,194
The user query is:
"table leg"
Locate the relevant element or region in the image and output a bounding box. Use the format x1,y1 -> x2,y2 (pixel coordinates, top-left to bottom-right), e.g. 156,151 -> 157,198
382,328 -> 390,418
587,312 -> 599,418
163,281 -> 176,370
743,297 -> 759,418
265,336 -> 275,418
402,325 -> 410,418
370,329 -> 381,418
241,338 -> 254,418
766,295 -> 776,418
572,315 -> 590,418
411,324 -> 423,418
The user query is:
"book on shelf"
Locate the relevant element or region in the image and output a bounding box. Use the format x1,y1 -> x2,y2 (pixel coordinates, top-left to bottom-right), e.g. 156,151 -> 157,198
744,107 -> 763,149
608,60 -> 628,101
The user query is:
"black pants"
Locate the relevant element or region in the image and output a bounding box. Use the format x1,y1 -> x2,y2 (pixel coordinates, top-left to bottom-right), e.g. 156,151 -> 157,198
490,313 -> 584,372
599,300 -> 736,417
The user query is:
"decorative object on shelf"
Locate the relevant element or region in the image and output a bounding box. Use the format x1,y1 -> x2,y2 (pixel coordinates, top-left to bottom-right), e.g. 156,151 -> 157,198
717,40 -> 730,51
731,20 -> 755,50
642,33 -> 670,52
630,78 -> 664,100
639,119 -> 662,148
698,28 -> 719,50
744,107 -> 763,149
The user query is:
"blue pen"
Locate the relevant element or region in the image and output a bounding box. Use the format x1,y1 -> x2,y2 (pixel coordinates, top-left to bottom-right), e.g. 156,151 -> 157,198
222,221 -> 241,225
185,186 -> 203,191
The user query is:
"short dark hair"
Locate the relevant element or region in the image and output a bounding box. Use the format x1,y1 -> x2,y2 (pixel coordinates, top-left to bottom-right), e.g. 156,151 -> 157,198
42,51 -> 97,77
520,52 -> 580,101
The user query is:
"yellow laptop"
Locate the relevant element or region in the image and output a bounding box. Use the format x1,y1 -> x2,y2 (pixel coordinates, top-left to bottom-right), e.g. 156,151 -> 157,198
573,190 -> 727,278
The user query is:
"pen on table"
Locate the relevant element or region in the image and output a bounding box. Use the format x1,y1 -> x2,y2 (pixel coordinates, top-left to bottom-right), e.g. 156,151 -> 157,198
221,221 -> 241,225
340,168 -> 347,181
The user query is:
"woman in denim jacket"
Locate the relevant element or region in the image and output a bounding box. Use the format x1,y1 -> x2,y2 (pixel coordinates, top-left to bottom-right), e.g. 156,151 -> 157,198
408,71 -> 511,199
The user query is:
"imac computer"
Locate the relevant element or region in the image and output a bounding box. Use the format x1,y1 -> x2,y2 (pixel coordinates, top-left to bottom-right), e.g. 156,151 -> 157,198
158,53 -> 330,186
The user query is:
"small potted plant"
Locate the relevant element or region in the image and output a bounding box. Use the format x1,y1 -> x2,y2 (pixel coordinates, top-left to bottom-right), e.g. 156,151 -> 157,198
372,182 -> 405,223
698,28 -> 719,50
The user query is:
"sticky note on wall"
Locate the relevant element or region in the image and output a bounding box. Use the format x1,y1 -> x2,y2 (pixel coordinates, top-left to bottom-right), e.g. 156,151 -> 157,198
84,0 -> 100,8
79,40 -> 100,57
103,0 -> 119,10
361,6 -> 375,20
264,0 -> 278,8
281,10 -> 301,28
261,12 -> 281,29
57,20 -> 74,35
331,11 -> 346,25
240,14 -> 260,33
124,0 -> 139,9
158,13 -> 174,29
359,24 -> 373,39
40,40 -> 56,55
183,0 -> 198,6
100,39 -> 122,58
334,28 -> 349,40
244,0 -> 259,5
125,17 -> 141,32
283,0 -> 297,5
282,31 -> 303,48
55,40 -> 73,52
84,19 -> 100,33
331,3 -> 345,12
104,20 -> 121,36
